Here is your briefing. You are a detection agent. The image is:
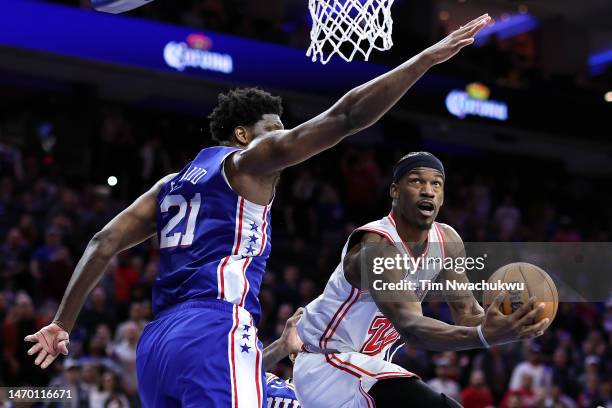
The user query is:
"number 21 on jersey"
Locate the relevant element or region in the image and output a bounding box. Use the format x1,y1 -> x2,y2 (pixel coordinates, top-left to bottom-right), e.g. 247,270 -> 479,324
159,193 -> 201,249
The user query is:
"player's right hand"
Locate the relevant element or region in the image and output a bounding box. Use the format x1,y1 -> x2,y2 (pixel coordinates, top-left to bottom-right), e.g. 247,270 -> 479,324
481,292 -> 549,346
24,323 -> 70,369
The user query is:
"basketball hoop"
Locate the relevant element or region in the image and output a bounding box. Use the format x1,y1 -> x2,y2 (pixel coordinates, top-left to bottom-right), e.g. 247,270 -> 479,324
307,0 -> 395,64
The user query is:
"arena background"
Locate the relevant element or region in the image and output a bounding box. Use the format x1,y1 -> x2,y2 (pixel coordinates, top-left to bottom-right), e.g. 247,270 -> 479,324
1,0 -> 611,407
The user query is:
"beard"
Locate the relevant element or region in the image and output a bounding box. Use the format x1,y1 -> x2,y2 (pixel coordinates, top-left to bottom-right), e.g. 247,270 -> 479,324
414,218 -> 434,231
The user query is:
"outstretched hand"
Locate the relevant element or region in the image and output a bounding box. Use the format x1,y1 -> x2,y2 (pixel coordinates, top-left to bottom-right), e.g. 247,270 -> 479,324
423,13 -> 492,65
24,323 -> 70,369
482,292 -> 549,346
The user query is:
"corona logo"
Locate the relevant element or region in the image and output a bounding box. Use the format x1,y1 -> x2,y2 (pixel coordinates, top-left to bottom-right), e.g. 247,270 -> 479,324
445,83 -> 508,121
164,33 -> 233,74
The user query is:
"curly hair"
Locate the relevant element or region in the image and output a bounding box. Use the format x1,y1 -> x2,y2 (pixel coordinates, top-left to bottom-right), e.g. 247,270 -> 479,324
208,87 -> 283,143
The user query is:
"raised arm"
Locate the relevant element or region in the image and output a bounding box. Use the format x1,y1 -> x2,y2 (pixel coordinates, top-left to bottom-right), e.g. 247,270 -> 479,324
344,233 -> 549,352
24,174 -> 173,369
232,14 -> 491,175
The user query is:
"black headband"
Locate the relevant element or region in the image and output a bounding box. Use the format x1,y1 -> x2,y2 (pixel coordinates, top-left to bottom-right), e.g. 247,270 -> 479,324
393,152 -> 445,183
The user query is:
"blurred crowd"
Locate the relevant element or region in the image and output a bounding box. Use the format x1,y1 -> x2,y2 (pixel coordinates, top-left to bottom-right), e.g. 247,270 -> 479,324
1,88 -> 612,408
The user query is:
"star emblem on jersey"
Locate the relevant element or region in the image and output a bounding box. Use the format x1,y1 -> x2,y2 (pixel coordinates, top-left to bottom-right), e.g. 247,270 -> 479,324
245,245 -> 255,255
248,234 -> 258,244
249,222 -> 258,231
243,325 -> 251,331
242,333 -> 250,340
240,343 -> 251,353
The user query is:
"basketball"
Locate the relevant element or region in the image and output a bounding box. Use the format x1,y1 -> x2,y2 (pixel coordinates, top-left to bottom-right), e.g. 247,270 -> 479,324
483,262 -> 558,330
6,0 -> 611,406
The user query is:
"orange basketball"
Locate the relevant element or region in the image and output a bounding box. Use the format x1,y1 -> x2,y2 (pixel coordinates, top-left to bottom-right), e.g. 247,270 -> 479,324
483,262 -> 558,330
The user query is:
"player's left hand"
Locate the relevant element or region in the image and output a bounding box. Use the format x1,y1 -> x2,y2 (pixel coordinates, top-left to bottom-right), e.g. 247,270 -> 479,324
423,13 -> 492,65
280,307 -> 304,356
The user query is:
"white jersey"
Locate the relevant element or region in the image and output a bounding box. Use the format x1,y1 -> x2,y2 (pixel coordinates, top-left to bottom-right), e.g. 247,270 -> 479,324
294,214 -> 449,407
297,213 -> 447,357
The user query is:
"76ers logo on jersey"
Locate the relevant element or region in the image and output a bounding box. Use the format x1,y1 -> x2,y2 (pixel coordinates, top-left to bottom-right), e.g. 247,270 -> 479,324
360,317 -> 400,356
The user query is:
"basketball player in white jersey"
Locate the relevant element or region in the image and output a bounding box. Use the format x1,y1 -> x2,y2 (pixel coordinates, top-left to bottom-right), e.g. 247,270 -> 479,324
294,152 -> 550,408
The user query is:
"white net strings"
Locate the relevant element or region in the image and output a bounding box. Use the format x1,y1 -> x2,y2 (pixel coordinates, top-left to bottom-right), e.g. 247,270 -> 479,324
307,0 -> 394,64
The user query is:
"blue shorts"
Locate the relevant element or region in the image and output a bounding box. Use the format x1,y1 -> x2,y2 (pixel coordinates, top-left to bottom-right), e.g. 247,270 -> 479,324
136,299 -> 266,408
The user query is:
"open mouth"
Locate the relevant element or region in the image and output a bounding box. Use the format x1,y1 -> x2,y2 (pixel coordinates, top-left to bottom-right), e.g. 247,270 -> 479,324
417,201 -> 435,217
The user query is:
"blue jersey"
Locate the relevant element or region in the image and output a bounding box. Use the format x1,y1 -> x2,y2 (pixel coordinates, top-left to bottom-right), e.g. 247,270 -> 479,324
154,146 -> 272,323
266,374 -> 300,407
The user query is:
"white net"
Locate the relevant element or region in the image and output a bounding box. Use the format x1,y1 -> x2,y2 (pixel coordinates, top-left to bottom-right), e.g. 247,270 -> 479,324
307,0 -> 395,64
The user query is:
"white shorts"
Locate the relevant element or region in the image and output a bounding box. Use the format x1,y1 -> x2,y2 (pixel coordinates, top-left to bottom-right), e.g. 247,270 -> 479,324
293,351 -> 417,408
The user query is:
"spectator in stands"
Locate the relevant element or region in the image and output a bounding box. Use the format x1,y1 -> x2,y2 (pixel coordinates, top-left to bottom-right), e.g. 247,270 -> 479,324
112,254 -> 142,315
80,361 -> 100,394
3,292 -> 48,385
577,355 -> 601,392
502,390 -> 525,408
47,358 -> 90,407
0,136 -> 24,181
0,178 -> 19,238
472,344 -> 510,401
89,371 -> 129,408
396,343 -> 432,379
30,228 -> 66,296
285,170 -> 317,238
79,287 -> 115,340
577,372 -> 602,408
298,278 -> 317,306
275,265 -> 301,308
115,302 -> 148,341
493,194 -> 521,240
508,343 -> 551,395
139,136 -> 171,188
550,347 -> 579,398
0,228 -> 29,290
460,369 -> 494,408
501,374 -> 537,408
541,384 -> 577,408
427,356 -> 461,402
111,321 -> 139,394
316,183 -> 346,243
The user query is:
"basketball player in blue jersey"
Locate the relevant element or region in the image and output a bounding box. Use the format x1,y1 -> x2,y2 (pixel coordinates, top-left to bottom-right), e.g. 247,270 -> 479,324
25,14 -> 492,407
266,373 -> 300,408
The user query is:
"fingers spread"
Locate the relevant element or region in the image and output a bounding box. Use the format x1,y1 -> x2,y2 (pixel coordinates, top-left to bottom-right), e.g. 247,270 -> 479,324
41,353 -> 57,370
28,343 -> 43,356
24,334 -> 38,343
34,350 -> 48,366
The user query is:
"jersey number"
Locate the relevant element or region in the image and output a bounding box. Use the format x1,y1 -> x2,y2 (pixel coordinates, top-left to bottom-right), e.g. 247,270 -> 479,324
360,316 -> 400,356
160,193 -> 201,248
